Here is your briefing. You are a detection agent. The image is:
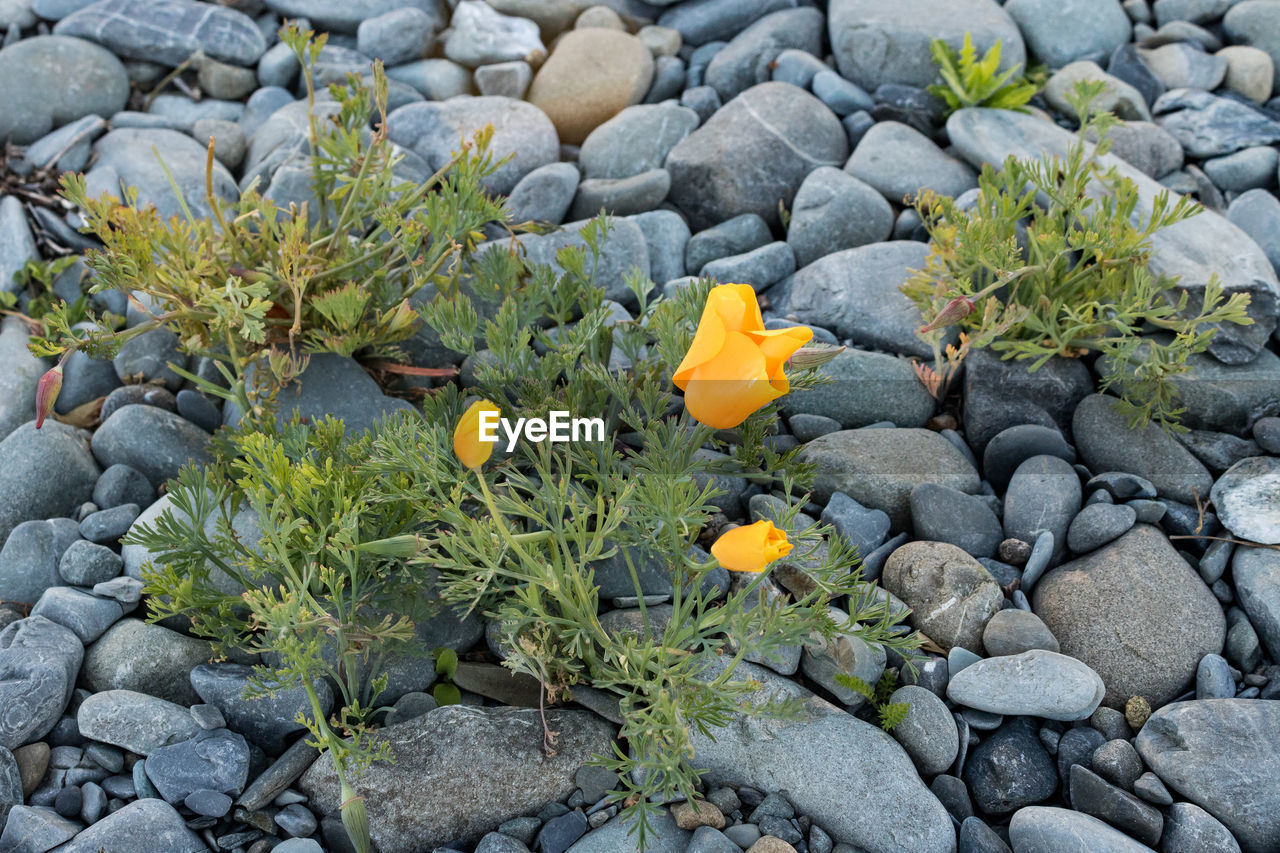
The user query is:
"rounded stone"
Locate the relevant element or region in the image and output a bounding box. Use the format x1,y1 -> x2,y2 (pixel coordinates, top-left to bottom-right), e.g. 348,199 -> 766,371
0,35 -> 129,144
888,685 -> 959,776
883,541 -> 1003,654
1211,456 -> 1280,544
982,609 -> 1060,657
527,28 -> 654,145
83,619 -> 211,706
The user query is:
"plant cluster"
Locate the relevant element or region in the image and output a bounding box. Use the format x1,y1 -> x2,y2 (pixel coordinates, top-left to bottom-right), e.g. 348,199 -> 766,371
928,33 -> 1041,115
33,25 -> 507,424
904,82 -> 1254,428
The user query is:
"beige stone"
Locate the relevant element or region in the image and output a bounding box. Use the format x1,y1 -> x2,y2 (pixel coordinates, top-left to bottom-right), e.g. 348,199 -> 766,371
528,28 -> 654,145
670,800 -> 726,830
1218,45 -> 1274,103
747,838 -> 799,853
638,24 -> 682,57
882,541 -> 1003,654
575,5 -> 625,30
1043,61 -> 1152,121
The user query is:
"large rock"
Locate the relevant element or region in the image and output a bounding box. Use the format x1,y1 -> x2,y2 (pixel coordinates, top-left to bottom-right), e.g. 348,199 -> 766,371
1009,806 -> 1157,852
947,649 -> 1106,720
846,121 -> 979,203
0,35 -> 127,146
1136,699 -> 1280,853
77,689 -> 201,755
883,541 -> 1003,653
1006,0 -> 1131,68
82,619 -> 210,705
1032,525 -> 1225,707
689,659 -> 954,853
0,421 -> 99,547
829,0 -> 1024,90
266,0 -> 439,34
657,0 -> 798,46
786,241 -> 937,358
802,427 -> 981,528
946,109 -> 1279,364
91,404 -> 213,489
297,705 -> 617,853
87,128 -> 238,221
578,103 -> 698,181
54,0 -> 266,66
0,616 -> 83,750
527,28 -> 653,145
1233,547 -> 1280,660
387,96 -> 559,196
1211,457 -> 1280,544
223,353 -> 415,436
55,798 -> 204,853
962,349 -> 1094,454
666,82 -> 847,230
786,167 -> 894,268
1072,394 -> 1212,505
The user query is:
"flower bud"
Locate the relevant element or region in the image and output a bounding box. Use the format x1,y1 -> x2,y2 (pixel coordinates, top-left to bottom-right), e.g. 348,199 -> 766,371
453,399 -> 501,469
711,520 -> 793,574
919,295 -> 975,334
35,363 -> 63,430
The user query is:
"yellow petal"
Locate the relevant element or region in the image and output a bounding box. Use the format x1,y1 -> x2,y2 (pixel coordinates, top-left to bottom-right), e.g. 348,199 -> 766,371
749,325 -> 813,379
712,520 -> 790,573
453,399 -> 500,468
682,331 -> 782,428
673,305 -> 727,391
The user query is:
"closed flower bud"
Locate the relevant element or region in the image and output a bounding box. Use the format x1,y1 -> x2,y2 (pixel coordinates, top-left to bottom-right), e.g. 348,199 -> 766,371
674,284 -> 812,429
453,399 -> 501,469
35,363 -> 63,430
919,295 -> 975,334
711,520 -> 793,574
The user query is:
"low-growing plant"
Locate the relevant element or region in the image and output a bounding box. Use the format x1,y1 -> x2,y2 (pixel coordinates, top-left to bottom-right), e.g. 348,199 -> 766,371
928,33 -> 1040,115
32,25 -> 507,423
835,670 -> 911,732
904,82 -> 1254,428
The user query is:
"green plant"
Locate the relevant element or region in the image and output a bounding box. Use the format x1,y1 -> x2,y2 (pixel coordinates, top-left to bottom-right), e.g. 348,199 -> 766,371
928,33 -> 1040,115
903,81 -> 1254,429
2,256 -> 86,321
33,25 -> 507,423
834,670 -> 911,731
431,647 -> 462,706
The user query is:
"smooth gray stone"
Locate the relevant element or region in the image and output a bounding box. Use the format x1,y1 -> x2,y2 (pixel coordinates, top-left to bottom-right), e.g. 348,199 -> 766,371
1211,458 -> 1280,545
1004,455 -> 1081,563
910,483 -> 1003,558
963,716 -> 1058,815
236,735 -> 320,811
83,619 -> 209,705
685,213 -> 771,274
1066,503 -> 1137,553
1154,88 -> 1280,157
0,803 -> 80,850
0,317 -> 45,442
56,798 -> 204,852
983,424 -> 1076,494
945,108 -> 1280,363
829,0 -> 1025,90
570,170 -> 671,219
387,96 -> 557,196
144,728 -> 249,802
801,605 -> 887,708
190,663 -> 333,756
54,0 -> 265,66
846,121 -> 977,203
0,617 -> 83,750
656,0 -> 797,47
444,0 -> 544,68
771,47 -> 829,88
948,650 -> 1105,721
1203,145 -> 1278,192
1224,0 -> 1280,89
356,7 -> 435,66
884,541 -> 1003,654
787,241 -> 937,359
1232,546 -> 1280,660
505,162 -> 579,226
0,35 -> 128,145
503,217 -> 649,307
87,127 -> 237,221
666,81 -> 847,230
628,210 -> 690,286
812,70 -> 874,115
1033,525 -> 1225,708
888,685 -> 959,776
699,241 -> 796,291
30,587 -> 122,644
58,540 -> 123,586
0,198 -> 36,301
77,690 -> 201,755
703,7 -> 823,101
982,608 -> 1060,657
91,404 -> 212,490
787,167 -> 893,267
1068,764 -> 1163,846
1008,805 -> 1155,852
579,103 -> 698,181
1162,801 -> 1243,853
783,348 -> 935,430
1137,699 -> 1280,852
0,422 -> 99,548
1196,653 -> 1235,699
0,519 -> 77,608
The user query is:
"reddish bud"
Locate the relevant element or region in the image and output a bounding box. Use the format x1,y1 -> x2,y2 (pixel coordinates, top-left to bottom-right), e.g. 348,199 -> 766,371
919,296 -> 975,334
35,363 -> 63,430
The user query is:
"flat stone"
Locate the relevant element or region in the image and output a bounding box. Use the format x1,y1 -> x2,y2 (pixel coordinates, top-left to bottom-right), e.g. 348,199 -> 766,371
946,108 -> 1279,363
0,804 -> 80,851
781,348 -> 936,430
505,162 -> 579,226
1006,0 -> 1132,67
88,127 -> 237,221
145,728 -> 249,802
888,685 -> 959,776
578,103 -> 698,180
1003,455 -> 1081,563
1033,525 -> 1225,708
1211,457 -> 1280,544
77,689 -> 201,755
1008,805 -> 1156,852
0,35 -> 129,144
1232,547 -> 1280,661
829,0 -> 1024,90
883,541 -> 1003,653
909,484 -> 1003,558
566,809 -> 690,853
1162,801 -> 1245,853
30,587 -> 123,643
1044,61 -> 1152,120
297,705 -> 617,853
803,427 -> 980,529
1136,699 -> 1280,852
1067,503 -> 1137,553
1139,43 -> 1227,90
666,81 -> 847,230
949,650 -> 1106,721
982,609 -> 1060,657
628,210 -> 690,286
787,167 -> 893,267
54,0 -> 265,66
0,616 -> 82,750
657,0 -> 797,47
786,241 -> 937,359
570,170 -> 670,219
1153,88 -> 1280,157
55,798 -> 205,852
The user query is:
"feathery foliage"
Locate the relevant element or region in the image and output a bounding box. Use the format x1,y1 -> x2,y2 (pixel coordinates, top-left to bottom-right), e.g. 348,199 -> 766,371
928,33 -> 1040,115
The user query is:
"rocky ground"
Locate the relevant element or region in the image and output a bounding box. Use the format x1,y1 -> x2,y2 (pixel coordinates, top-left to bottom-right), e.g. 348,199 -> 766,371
1,0 -> 1280,852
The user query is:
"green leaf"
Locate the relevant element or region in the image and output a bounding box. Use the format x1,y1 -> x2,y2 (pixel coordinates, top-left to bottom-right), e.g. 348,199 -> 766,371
434,647 -> 459,680
432,683 -> 462,706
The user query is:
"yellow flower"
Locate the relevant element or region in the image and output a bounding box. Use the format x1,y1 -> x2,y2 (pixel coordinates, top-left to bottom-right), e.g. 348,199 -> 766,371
673,284 -> 812,429
453,399 -> 500,468
711,520 -> 793,573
